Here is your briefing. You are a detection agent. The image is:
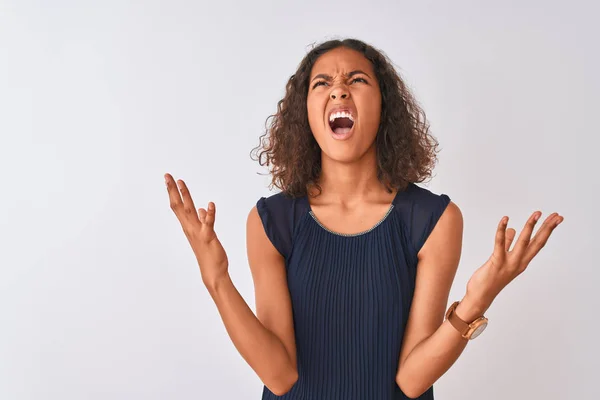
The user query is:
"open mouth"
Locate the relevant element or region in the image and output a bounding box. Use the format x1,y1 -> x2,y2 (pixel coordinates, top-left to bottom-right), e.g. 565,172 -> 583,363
328,111 -> 355,135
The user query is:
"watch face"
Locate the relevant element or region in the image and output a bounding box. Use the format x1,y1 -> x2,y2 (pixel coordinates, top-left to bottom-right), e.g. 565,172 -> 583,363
470,322 -> 488,339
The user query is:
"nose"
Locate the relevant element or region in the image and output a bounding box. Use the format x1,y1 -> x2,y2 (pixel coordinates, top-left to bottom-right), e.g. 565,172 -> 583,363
330,85 -> 349,100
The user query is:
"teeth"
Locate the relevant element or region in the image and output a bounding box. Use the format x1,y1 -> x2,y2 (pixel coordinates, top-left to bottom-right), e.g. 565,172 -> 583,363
329,111 -> 354,123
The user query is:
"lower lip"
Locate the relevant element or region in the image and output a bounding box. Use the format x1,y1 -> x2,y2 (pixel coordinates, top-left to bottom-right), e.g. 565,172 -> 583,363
328,125 -> 355,141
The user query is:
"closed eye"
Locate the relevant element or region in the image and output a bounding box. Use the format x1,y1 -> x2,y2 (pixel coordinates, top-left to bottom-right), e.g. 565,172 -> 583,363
311,77 -> 367,90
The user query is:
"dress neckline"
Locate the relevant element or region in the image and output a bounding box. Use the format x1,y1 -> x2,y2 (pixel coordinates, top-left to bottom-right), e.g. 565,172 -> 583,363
304,187 -> 404,237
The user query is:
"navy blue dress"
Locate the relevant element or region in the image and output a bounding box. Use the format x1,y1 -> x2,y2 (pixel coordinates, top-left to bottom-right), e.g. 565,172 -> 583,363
256,182 -> 451,400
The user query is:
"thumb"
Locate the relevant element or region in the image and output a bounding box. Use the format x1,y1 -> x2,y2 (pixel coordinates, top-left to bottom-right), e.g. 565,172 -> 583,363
505,228 -> 516,252
197,208 -> 207,224
203,202 -> 216,228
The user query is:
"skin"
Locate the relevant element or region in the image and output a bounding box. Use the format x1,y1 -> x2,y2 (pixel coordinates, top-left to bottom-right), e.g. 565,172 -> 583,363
165,175 -> 298,396
163,46 -> 564,397
305,47 -> 398,229
307,47 -> 381,168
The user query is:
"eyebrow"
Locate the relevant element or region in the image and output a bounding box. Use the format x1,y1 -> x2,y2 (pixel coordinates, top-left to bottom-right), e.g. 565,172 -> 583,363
310,70 -> 372,83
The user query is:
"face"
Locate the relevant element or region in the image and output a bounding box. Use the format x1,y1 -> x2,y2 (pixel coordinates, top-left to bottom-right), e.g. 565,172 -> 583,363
307,47 -> 382,163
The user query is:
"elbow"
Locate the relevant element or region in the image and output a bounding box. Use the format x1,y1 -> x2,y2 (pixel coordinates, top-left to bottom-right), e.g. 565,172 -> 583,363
266,368 -> 298,396
404,389 -> 425,400
396,374 -> 428,399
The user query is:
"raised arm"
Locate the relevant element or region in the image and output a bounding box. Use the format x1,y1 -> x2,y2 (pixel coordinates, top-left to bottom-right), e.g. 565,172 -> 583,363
206,206 -> 298,396
395,200 -> 563,398
165,174 -> 297,396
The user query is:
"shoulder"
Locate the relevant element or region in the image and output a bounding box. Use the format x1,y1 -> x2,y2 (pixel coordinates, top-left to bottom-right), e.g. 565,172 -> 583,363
257,191 -> 296,211
394,182 -> 461,257
412,184 -> 462,259
256,191 -> 309,226
393,182 -> 453,214
396,182 -> 451,208
251,191 -> 310,260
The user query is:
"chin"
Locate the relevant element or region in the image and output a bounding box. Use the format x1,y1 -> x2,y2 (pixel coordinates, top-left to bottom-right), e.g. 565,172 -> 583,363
320,144 -> 367,164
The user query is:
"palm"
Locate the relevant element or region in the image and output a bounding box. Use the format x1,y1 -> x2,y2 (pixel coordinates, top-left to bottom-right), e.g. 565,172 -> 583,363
466,211 -> 563,310
164,173 -> 229,287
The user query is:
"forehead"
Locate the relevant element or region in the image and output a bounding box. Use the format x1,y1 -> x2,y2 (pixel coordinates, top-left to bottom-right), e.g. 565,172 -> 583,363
310,47 -> 375,78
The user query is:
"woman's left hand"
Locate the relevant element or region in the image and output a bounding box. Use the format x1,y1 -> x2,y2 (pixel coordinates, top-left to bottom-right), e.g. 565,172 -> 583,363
464,211 -> 564,312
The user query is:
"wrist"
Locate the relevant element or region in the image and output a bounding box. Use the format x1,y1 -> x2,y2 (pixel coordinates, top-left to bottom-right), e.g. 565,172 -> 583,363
204,272 -> 233,296
454,295 -> 488,322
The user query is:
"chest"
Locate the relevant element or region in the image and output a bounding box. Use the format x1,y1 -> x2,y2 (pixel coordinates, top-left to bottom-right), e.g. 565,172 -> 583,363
286,223 -> 415,313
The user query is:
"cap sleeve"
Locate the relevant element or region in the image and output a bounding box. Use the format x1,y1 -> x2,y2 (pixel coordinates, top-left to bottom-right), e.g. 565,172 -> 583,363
409,191 -> 451,255
256,195 -> 293,260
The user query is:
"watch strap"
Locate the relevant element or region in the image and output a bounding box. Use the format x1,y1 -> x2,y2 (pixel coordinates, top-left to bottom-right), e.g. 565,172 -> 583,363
446,301 -> 470,337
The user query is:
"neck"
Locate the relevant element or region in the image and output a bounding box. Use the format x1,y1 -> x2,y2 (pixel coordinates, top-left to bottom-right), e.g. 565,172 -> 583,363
311,147 -> 391,206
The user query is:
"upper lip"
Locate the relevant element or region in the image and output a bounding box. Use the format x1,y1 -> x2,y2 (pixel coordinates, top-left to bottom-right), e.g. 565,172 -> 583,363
327,105 -> 356,121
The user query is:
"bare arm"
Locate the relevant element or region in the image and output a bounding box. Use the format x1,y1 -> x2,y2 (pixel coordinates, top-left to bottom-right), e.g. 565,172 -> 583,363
395,201 -> 563,398
395,201 -> 473,398
206,206 -> 297,396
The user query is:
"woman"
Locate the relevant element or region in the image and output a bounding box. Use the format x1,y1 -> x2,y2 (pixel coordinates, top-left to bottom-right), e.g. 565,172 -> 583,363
164,38 -> 563,399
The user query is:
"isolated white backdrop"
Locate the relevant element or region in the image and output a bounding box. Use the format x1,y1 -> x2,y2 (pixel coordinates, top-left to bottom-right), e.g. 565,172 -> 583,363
1,1 -> 597,399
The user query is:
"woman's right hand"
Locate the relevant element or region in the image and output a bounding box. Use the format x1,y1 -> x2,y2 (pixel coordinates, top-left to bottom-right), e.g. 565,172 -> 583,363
165,173 -> 229,289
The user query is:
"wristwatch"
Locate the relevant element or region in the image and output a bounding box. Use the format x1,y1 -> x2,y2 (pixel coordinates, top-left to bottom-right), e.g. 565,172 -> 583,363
445,301 -> 488,340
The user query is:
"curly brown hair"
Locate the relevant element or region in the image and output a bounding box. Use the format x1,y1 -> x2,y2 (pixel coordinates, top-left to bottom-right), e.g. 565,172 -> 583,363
250,38 -> 441,198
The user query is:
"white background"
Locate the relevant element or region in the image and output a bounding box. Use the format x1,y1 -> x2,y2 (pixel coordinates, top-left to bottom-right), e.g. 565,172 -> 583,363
1,0 -> 598,398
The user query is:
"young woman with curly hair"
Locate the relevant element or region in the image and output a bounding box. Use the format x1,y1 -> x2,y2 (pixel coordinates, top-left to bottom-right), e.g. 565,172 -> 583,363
165,38 -> 563,399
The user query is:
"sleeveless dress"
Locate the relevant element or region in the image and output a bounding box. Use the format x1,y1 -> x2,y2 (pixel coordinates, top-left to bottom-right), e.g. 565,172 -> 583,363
256,182 -> 451,400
